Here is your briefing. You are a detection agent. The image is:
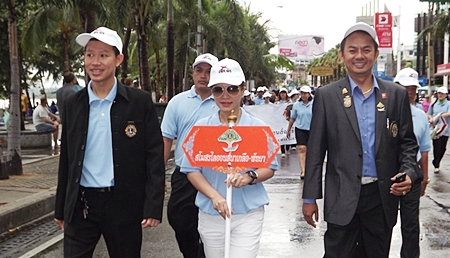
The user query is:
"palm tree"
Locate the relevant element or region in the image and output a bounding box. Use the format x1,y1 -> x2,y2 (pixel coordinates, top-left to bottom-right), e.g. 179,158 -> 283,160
5,0 -> 23,177
21,1 -> 80,72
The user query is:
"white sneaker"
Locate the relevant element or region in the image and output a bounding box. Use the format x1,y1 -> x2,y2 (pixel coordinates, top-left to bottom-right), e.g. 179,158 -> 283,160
434,168 -> 440,173
286,150 -> 290,155
281,154 -> 286,158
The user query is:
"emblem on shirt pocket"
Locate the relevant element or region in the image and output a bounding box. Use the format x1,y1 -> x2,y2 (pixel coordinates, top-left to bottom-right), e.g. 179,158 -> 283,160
125,124 -> 137,138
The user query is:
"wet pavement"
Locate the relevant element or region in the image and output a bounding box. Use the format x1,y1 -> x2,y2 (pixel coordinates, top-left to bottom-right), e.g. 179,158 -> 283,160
30,146 -> 450,258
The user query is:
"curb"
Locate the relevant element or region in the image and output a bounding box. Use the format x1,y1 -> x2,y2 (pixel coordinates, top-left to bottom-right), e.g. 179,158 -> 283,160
0,187 -> 56,234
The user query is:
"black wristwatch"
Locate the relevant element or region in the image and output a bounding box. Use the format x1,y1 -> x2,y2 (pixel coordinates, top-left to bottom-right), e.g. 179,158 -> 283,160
246,170 -> 258,185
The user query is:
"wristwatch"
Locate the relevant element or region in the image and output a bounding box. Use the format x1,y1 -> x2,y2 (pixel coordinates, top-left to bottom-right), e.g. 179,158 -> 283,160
246,170 -> 258,185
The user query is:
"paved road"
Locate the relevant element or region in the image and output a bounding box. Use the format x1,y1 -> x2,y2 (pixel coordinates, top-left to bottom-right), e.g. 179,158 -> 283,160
34,147 -> 450,258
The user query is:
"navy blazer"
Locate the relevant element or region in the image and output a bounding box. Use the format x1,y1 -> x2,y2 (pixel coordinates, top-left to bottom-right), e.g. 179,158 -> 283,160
54,82 -> 165,224
302,77 -> 419,227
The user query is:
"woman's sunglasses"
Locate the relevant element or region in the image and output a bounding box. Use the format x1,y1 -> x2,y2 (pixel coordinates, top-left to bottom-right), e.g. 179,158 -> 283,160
211,85 -> 241,98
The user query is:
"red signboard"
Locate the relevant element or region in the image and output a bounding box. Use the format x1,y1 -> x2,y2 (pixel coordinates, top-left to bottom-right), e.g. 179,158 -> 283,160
435,63 -> 450,76
375,12 -> 392,48
182,125 -> 280,168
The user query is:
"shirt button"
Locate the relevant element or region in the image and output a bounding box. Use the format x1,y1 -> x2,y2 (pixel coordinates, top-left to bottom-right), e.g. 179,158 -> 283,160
364,151 -> 367,154
101,113 -> 105,116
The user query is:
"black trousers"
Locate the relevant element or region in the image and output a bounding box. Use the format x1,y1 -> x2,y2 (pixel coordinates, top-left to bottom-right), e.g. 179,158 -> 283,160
432,136 -> 449,168
167,167 -> 205,258
64,188 -> 142,258
280,145 -> 290,154
399,180 -> 421,258
324,182 -> 393,258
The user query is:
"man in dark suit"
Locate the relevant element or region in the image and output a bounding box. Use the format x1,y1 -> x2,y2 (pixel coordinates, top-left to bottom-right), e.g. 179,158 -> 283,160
302,22 -> 420,258
54,27 -> 165,257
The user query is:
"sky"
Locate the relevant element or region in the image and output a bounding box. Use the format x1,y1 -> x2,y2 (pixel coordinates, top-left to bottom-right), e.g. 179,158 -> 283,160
241,0 -> 432,53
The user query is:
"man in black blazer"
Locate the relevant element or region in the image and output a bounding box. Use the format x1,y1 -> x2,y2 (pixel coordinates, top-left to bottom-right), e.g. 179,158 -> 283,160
54,27 -> 165,257
302,22 -> 419,258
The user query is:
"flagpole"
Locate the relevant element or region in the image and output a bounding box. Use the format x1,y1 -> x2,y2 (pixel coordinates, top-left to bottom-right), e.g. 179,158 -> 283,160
225,110 -> 237,258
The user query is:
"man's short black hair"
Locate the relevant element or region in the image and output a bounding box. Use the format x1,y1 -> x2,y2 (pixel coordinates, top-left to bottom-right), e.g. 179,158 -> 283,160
64,72 -> 75,83
85,38 -> 120,56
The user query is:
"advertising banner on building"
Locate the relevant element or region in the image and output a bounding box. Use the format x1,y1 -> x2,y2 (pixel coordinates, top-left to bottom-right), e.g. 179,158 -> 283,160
278,35 -> 325,61
375,12 -> 393,49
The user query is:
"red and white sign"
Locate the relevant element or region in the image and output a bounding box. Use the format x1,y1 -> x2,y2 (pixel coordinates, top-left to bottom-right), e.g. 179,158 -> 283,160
182,125 -> 279,168
435,63 -> 450,76
375,12 -> 392,48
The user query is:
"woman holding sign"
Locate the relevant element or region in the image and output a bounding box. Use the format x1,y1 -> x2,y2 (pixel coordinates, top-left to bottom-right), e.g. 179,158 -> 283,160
180,58 -> 278,258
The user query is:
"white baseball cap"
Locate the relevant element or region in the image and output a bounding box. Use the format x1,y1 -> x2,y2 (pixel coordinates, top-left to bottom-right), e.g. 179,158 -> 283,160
279,88 -> 288,93
300,85 -> 312,93
257,87 -> 264,92
263,92 -> 271,98
208,58 -> 246,87
344,22 -> 379,46
437,87 -> 448,94
192,53 -> 218,68
243,90 -> 251,96
76,27 -> 123,54
288,89 -> 300,97
394,68 -> 420,87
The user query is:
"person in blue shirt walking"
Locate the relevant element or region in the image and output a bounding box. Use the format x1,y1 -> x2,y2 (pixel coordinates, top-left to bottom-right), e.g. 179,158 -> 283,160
427,86 -> 450,173
394,68 -> 431,258
286,85 -> 313,179
161,53 -> 219,258
180,58 -> 277,258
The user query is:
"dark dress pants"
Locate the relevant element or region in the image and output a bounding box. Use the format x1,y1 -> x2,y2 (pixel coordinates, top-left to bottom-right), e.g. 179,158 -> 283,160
167,167 -> 205,258
399,180 -> 421,258
324,182 -> 393,258
432,136 -> 449,168
64,189 -> 142,258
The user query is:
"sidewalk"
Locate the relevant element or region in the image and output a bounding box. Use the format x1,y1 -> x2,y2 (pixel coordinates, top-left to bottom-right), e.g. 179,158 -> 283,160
0,133 -> 176,235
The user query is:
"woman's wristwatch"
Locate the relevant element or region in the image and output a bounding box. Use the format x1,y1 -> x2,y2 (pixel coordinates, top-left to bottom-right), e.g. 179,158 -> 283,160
246,170 -> 258,185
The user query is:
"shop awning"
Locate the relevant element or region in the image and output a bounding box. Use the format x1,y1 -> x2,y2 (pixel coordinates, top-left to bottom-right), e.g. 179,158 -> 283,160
435,63 -> 450,76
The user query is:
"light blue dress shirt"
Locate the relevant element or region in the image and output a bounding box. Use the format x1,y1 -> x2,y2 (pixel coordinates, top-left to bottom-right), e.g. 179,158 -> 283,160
411,104 -> 431,161
80,79 -> 117,187
291,100 -> 313,130
161,85 -> 218,166
254,96 -> 264,105
350,76 -> 378,178
180,109 -> 278,215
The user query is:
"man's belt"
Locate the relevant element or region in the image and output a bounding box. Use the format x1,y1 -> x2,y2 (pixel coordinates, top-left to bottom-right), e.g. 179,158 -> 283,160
361,177 -> 378,185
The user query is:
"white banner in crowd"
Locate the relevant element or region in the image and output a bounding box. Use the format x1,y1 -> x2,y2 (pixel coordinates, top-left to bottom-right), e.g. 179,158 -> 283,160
243,104 -> 296,145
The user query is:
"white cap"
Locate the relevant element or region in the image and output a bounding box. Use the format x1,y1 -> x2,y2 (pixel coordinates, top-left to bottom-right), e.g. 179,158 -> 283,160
192,53 -> 219,68
300,85 -> 312,93
279,88 -> 288,93
437,87 -> 448,94
76,27 -> 123,54
257,86 -> 265,92
243,90 -> 251,96
263,92 -> 271,98
394,68 -> 420,87
208,58 -> 245,87
288,89 -> 300,97
251,87 -> 256,92
262,86 -> 269,91
344,22 -> 378,46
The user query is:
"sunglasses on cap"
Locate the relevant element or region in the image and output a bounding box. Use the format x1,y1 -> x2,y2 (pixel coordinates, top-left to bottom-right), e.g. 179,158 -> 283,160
211,85 -> 241,98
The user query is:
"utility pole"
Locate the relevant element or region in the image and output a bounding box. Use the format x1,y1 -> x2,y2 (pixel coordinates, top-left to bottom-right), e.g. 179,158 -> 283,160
444,2 -> 449,89
196,0 -> 202,55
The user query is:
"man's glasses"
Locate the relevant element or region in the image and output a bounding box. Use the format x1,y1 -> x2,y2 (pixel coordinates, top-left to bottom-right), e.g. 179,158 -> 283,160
211,85 -> 241,98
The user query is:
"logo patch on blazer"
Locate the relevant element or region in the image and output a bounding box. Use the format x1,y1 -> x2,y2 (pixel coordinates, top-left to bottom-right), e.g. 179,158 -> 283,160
125,124 -> 137,138
342,88 -> 348,94
377,102 -> 385,112
343,95 -> 352,108
390,122 -> 398,138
